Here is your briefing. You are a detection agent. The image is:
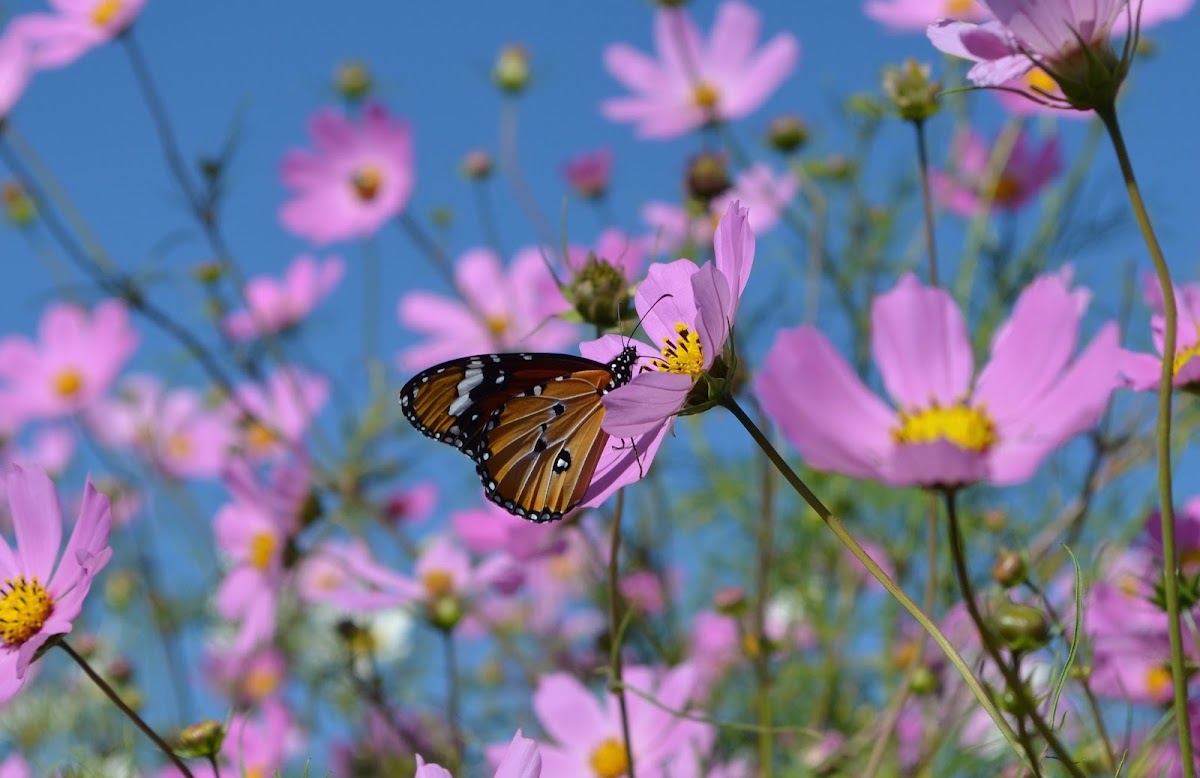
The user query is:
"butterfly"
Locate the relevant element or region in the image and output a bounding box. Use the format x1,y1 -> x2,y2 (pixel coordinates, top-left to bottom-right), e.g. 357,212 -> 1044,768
399,346 -> 639,523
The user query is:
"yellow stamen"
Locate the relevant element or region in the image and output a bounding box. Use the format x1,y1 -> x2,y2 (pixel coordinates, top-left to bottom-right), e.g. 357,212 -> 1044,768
692,81 -> 720,111
893,639 -> 918,668
990,175 -> 1021,203
0,576 -> 52,645
944,0 -> 975,14
53,368 -> 84,399
1025,67 -> 1058,95
245,421 -> 277,453
422,569 -> 455,598
651,322 -> 704,375
1117,572 -> 1140,598
351,165 -> 383,201
485,314 -> 510,337
245,768 -> 265,778
1146,666 -> 1172,698
243,664 -> 282,701
166,433 -> 192,459
892,403 -> 997,453
589,738 -> 629,778
1173,337 -> 1200,378
248,532 -> 276,571
91,0 -> 121,26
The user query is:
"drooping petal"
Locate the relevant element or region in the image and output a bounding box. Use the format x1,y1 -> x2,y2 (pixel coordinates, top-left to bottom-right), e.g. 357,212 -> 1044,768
887,439 -> 990,488
690,263 -> 732,369
602,372 -> 693,438
712,200 -> 754,309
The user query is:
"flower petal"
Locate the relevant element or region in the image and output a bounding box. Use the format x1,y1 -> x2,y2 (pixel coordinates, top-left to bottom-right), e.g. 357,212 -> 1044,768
48,478 -> 110,596
602,372 -> 693,438
533,673 -> 612,750
494,729 -> 542,778
6,464 -> 62,582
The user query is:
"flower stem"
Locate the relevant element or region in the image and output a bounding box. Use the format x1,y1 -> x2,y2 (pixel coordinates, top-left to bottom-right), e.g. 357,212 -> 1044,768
59,639 -> 195,778
1096,103 -> 1193,776
721,396 -> 1034,769
942,490 -> 1085,778
608,491 -> 637,778
753,449 -> 776,778
442,628 -> 463,773
913,119 -> 939,287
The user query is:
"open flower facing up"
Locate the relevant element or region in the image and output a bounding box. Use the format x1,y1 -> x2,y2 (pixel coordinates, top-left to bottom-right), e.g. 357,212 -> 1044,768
0,465 -> 112,703
231,367 -> 328,460
602,1 -> 799,138
931,127 -> 1062,216
396,247 -> 576,371
1121,281 -> 1200,391
756,270 -> 1120,489
865,0 -> 987,32
0,300 -> 138,420
9,0 -> 145,69
279,101 -> 413,245
223,254 -> 345,341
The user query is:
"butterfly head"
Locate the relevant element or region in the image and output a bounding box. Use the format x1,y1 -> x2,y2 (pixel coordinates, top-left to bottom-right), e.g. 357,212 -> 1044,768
604,345 -> 639,392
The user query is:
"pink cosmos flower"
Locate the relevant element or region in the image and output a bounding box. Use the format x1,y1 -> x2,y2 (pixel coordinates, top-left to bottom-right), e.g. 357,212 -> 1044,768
223,254 -> 345,341
418,730 -> 542,778
453,501 -> 566,561
384,481 -> 439,524
713,163 -> 798,236
0,754 -> 29,778
0,34 -> 33,118
396,247 -> 576,372
565,228 -> 649,286
158,699 -> 297,778
756,270 -> 1121,488
688,610 -> 741,690
89,375 -> 234,479
930,127 -> 1062,216
866,0 -> 988,31
493,664 -> 714,777
203,643 -> 287,707
642,200 -> 715,256
1121,281 -> 1200,391
562,148 -> 614,200
0,299 -> 138,420
9,0 -> 145,69
0,465 -> 111,703
231,367 -> 328,460
279,101 -> 414,245
620,570 -> 668,615
603,1 -> 799,138
928,0 -> 1129,87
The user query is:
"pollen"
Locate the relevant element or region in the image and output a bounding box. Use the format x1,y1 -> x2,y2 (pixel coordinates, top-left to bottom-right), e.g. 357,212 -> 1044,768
1146,665 -> 1172,698
589,737 -> 629,778
166,432 -> 193,459
243,663 -> 282,701
1025,67 -> 1058,95
692,81 -> 720,111
422,569 -> 455,598
91,0 -> 121,26
485,314 -> 510,337
248,531 -> 276,571
53,368 -> 84,399
351,165 -> 383,201
0,576 -> 52,646
892,402 -> 997,453
944,0 -> 975,14
651,322 -> 704,375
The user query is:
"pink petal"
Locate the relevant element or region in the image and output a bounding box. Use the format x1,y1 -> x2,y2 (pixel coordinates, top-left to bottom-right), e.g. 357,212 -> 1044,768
712,200 -> 754,307
888,439 -> 990,487
604,43 -> 667,93
494,729 -> 542,778
722,33 -> 800,118
690,263 -> 731,369
533,673 -> 613,750
602,371 -> 692,438
634,259 -> 701,346
47,478 -> 110,595
6,464 -> 62,582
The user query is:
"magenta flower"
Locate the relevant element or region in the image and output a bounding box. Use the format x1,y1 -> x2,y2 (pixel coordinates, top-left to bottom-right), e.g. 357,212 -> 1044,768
0,754 -> 29,778
279,101 -> 414,245
384,481 -> 439,524
396,247 -> 576,371
0,299 -> 138,420
756,270 -> 1121,488
602,1 -> 799,138
419,730 -> 542,778
1121,281 -> 1200,391
0,465 -> 111,703
232,367 -> 328,460
865,0 -> 987,32
89,375 -> 234,480
0,34 -> 33,117
223,254 -> 345,341
930,127 -> 1062,216
562,148 -> 614,200
496,664 -> 714,776
9,0 -> 145,69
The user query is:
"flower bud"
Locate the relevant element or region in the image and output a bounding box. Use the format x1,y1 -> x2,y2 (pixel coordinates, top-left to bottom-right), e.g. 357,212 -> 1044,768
882,59 -> 941,122
335,60 -> 373,101
493,44 -> 531,94
193,260 -> 224,285
298,490 -> 323,528
983,509 -> 1007,532
908,665 -> 940,696
562,149 -> 613,200
991,602 -> 1050,653
991,550 -> 1027,588
177,720 -> 225,759
2,180 -> 35,226
1045,37 -> 1125,113
766,114 -> 810,154
804,155 -> 856,182
566,254 -> 632,330
107,656 -> 134,684
428,596 -> 464,631
653,0 -> 690,6
461,149 -> 494,181
684,150 -> 731,204
714,585 -> 747,615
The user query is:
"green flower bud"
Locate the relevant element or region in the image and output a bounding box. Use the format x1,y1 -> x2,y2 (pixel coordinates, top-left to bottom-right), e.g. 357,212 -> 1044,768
493,44 -> 531,94
713,585 -> 747,615
908,665 -> 940,696
991,549 -> 1027,588
177,720 -> 225,759
566,254 -> 632,330
461,149 -> 494,180
336,60 -> 374,101
684,150 -> 731,204
881,59 -> 941,123
765,114 -> 809,154
2,180 -> 35,226
991,602 -> 1050,653
193,260 -> 224,285
429,596 -> 464,631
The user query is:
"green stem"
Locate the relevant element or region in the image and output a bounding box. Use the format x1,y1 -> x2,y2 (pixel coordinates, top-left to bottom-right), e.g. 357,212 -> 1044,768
1096,103 -> 1193,776
442,628 -> 463,773
753,449 -> 776,777
721,396 -> 1033,769
362,235 -> 380,363
608,491 -> 637,778
913,119 -> 939,287
953,118 -> 1023,306
60,640 -> 195,777
942,490 -> 1085,778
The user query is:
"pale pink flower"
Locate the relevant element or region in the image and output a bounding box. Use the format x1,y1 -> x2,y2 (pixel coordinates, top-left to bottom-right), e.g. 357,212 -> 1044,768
712,163 -> 798,235
866,0 -> 988,31
603,1 -> 799,138
562,148 -> 614,200
396,247 -> 576,372
223,254 -> 345,341
0,754 -> 29,778
1121,280 -> 1200,391
9,0 -> 145,69
642,200 -> 715,255
0,465 -> 111,703
620,570 -> 667,615
0,299 -> 138,419
419,730 -> 542,778
279,102 -> 414,245
203,643 -> 287,707
384,481 -> 438,524
0,34 -> 33,117
930,127 -> 1062,216
231,367 -> 328,460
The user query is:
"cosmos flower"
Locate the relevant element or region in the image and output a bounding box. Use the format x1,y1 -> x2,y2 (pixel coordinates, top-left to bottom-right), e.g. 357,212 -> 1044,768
9,0 -> 145,69
602,1 -> 799,138
223,254 -> 345,341
930,127 -> 1062,216
1121,281 -> 1200,391
0,299 -> 138,420
0,465 -> 112,703
865,0 -> 987,32
279,101 -> 414,245
562,148 -> 614,200
231,367 -> 329,460
755,270 -> 1121,488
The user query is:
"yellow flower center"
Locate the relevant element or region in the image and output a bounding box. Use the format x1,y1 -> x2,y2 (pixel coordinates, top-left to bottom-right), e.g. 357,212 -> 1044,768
91,0 -> 121,26
893,639 -> 918,669
485,314 -> 510,337
166,433 -> 192,459
245,421 -> 277,453
53,368 -> 84,399
245,768 -> 264,778
1173,337 -> 1200,378
990,175 -> 1021,204
693,81 -> 720,111
248,532 -> 276,571
944,0 -> 975,13
589,738 -> 629,778
243,663 -> 282,701
1117,572 -> 1140,598
548,553 -> 576,581
892,403 -> 997,453
351,165 -> 383,201
651,322 -> 704,375
1025,67 -> 1058,94
0,576 -> 52,645
1146,665 -> 1172,698
422,569 -> 455,598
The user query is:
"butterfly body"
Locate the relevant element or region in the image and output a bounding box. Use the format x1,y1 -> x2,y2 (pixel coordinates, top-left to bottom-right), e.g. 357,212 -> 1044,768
400,346 -> 637,522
